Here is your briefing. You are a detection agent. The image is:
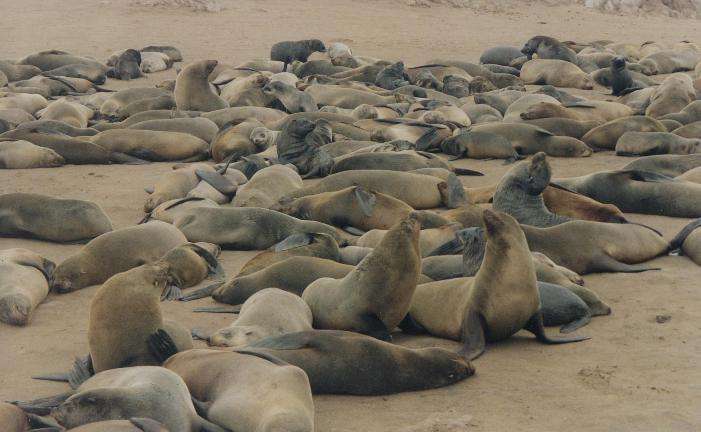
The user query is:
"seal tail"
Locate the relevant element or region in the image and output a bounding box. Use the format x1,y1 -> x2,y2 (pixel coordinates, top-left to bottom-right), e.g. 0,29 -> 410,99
526,312 -> 590,344
670,217 -> 701,252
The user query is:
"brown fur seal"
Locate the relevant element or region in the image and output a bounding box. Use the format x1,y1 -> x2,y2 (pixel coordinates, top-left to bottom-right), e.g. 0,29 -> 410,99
471,122 -> 593,157
622,154 -> 701,177
51,221 -> 186,293
671,218 -> 701,265
202,106 -> 286,129
555,170 -> 701,217
441,129 -> 521,161
302,217 -> 420,340
203,288 -> 313,347
262,80 -> 318,113
521,36 -> 578,63
106,49 -> 143,81
673,121 -> 701,139
144,163 -> 215,212
243,330 -> 474,395
271,39 -> 326,71
175,60 -> 228,112
0,248 -> 54,326
0,139 -> 64,168
520,101 -> 633,123
127,117 -> 219,143
99,87 -> 170,118
356,223 -> 461,257
173,207 -> 343,250
0,127 -> 118,165
162,348 -> 314,432
91,129 -> 209,162
581,116 -> 666,149
304,84 -> 399,109
330,150 -> 481,176
520,59 -> 594,89
19,50 -> 106,72
232,164 -> 303,208
210,119 -> 265,163
0,193 -> 112,242
520,118 -> 598,139
615,132 -> 701,156
38,100 -> 92,129
281,169 -> 466,209
0,402 -> 28,432
645,74 -> 695,118
408,210 -> 588,360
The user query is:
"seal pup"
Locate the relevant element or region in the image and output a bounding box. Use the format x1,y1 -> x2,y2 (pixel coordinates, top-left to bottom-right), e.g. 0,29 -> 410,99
555,170 -> 701,217
302,216 -> 420,340
615,132 -> 701,156
0,139 -> 65,169
0,193 -> 112,242
408,210 -> 588,360
493,152 -> 570,227
175,60 -> 228,112
173,206 -> 342,250
281,169 -> 467,209
106,49 -> 143,81
0,248 -> 54,326
242,330 -> 474,395
51,221 -> 186,293
159,348 -> 315,432
201,288 -> 313,347
671,218 -> 701,265
271,39 -> 326,71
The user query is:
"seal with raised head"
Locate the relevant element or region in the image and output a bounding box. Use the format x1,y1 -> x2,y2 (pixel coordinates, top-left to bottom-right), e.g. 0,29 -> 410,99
175,60 -> 228,112
51,221 -> 186,293
0,193 -> 112,242
0,248 -> 54,326
408,210 -> 588,360
302,216 -> 420,340
262,80 -> 318,113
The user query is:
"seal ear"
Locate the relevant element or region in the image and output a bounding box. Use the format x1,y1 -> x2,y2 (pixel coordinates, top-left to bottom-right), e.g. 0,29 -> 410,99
459,307 -> 486,361
353,186 -> 376,217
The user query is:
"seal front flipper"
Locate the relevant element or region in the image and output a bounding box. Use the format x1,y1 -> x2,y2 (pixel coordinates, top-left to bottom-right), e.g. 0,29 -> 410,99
439,173 -> 468,209
179,281 -> 224,302
525,312 -> 590,344
161,283 -> 182,301
10,392 -> 73,415
195,169 -> 238,195
559,312 -> 592,334
353,186 -> 377,217
192,305 -> 242,313
358,314 -> 392,341
399,313 -> 427,335
148,328 -> 179,364
459,308 -> 486,361
110,152 -> 150,165
32,354 -> 93,389
453,168 -> 485,176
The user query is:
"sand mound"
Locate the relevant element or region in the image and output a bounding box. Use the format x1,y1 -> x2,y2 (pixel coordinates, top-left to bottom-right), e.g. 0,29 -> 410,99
131,0 -> 223,12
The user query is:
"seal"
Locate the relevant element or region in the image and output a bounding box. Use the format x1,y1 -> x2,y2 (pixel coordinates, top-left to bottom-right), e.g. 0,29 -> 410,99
520,100 -> 633,123
19,366 -> 227,432
330,149 -> 482,176
242,330 -> 474,395
303,84 -> 400,109
622,154 -> 701,177
302,216 -> 420,340
106,49 -> 143,81
90,129 -> 209,162
660,100 -> 701,125
479,46 -> 525,66
581,116 -> 666,150
0,139 -> 64,168
537,281 -> 592,333
471,122 -> 593,157
520,59 -> 594,89
18,49 -> 106,72
210,118 -> 265,163
521,36 -> 579,64
173,206 -> 343,250
645,73 -> 695,119
0,193 -> 112,242
556,169 -> 701,217
281,169 -> 467,209
232,164 -> 303,208
45,418 -> 169,431
99,87 -> 170,119
520,118 -> 598,139
503,93 -> 560,122
127,117 -> 219,143
356,223 -> 461,257
270,39 -> 327,71
493,152 -> 570,227
262,80 -> 318,113
673,121 -> 701,139
0,248 -> 54,326
408,210 -> 588,360
51,221 -> 186,293
276,118 -> 334,178
144,163 -> 217,212
38,100 -> 92,129
0,60 -> 41,81
202,288 -> 313,347
174,60 -> 228,112
671,218 -> 701,265
162,348 -> 314,432
615,132 -> 701,156
376,61 -> 410,90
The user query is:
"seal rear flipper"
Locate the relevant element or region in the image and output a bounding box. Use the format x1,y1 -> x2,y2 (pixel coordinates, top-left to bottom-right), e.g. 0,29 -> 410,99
191,328 -> 211,341
196,168 -> 238,195
148,329 -> 179,364
459,308 -> 486,361
187,243 -> 226,280
452,167 -> 484,176
559,311 -> 592,334
10,392 -> 73,415
130,417 -> 168,432
439,173 -> 468,209
68,355 -> 94,389
192,305 -> 242,313
179,281 -> 224,302
353,186 -> 377,217
398,313 -> 427,335
161,284 -> 182,301
670,217 -> 701,252
272,233 -> 314,251
110,152 -> 150,165
592,254 -> 660,273
525,312 -> 590,344
359,314 -> 392,341
26,413 -> 63,430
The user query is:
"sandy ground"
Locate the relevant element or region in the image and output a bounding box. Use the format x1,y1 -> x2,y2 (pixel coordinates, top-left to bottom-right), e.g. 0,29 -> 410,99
1,0 -> 701,431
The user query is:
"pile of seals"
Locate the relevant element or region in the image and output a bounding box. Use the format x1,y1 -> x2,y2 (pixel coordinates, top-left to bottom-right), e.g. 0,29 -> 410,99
1,34 -> 701,431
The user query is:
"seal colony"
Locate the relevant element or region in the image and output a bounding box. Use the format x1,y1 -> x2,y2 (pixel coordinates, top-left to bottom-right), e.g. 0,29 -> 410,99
1,33 -> 700,431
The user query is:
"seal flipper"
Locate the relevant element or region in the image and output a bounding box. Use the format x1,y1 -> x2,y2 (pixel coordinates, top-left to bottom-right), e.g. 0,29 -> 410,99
187,243 -> 226,280
525,312 -> 590,344
32,354 -> 93,389
273,233 -> 313,251
559,312 -> 592,334
358,314 -> 392,341
10,392 -> 73,415
130,418 -> 168,432
192,305 -> 242,313
459,308 -> 486,361
398,313 -> 427,335
26,413 -> 63,430
179,281 -> 224,302
670,217 -> 701,252
191,397 -> 212,417
110,152 -> 150,165
415,127 -> 441,151
438,173 -> 468,209
147,329 -> 179,364
353,186 -> 377,217
452,168 -> 484,176
343,226 -> 366,236
191,328 -> 210,341
592,254 -> 660,273
195,169 -> 238,195
161,284 -> 182,301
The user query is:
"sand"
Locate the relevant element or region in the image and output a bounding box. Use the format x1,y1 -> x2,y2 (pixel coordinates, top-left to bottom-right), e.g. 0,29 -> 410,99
1,0 -> 700,431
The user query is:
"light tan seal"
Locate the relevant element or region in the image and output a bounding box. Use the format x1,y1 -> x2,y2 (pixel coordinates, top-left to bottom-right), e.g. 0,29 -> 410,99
0,248 -> 54,326
174,60 -> 228,112
91,129 -> 209,162
232,164 -> 303,208
581,115 -> 666,149
0,139 -> 64,168
520,59 -> 594,89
